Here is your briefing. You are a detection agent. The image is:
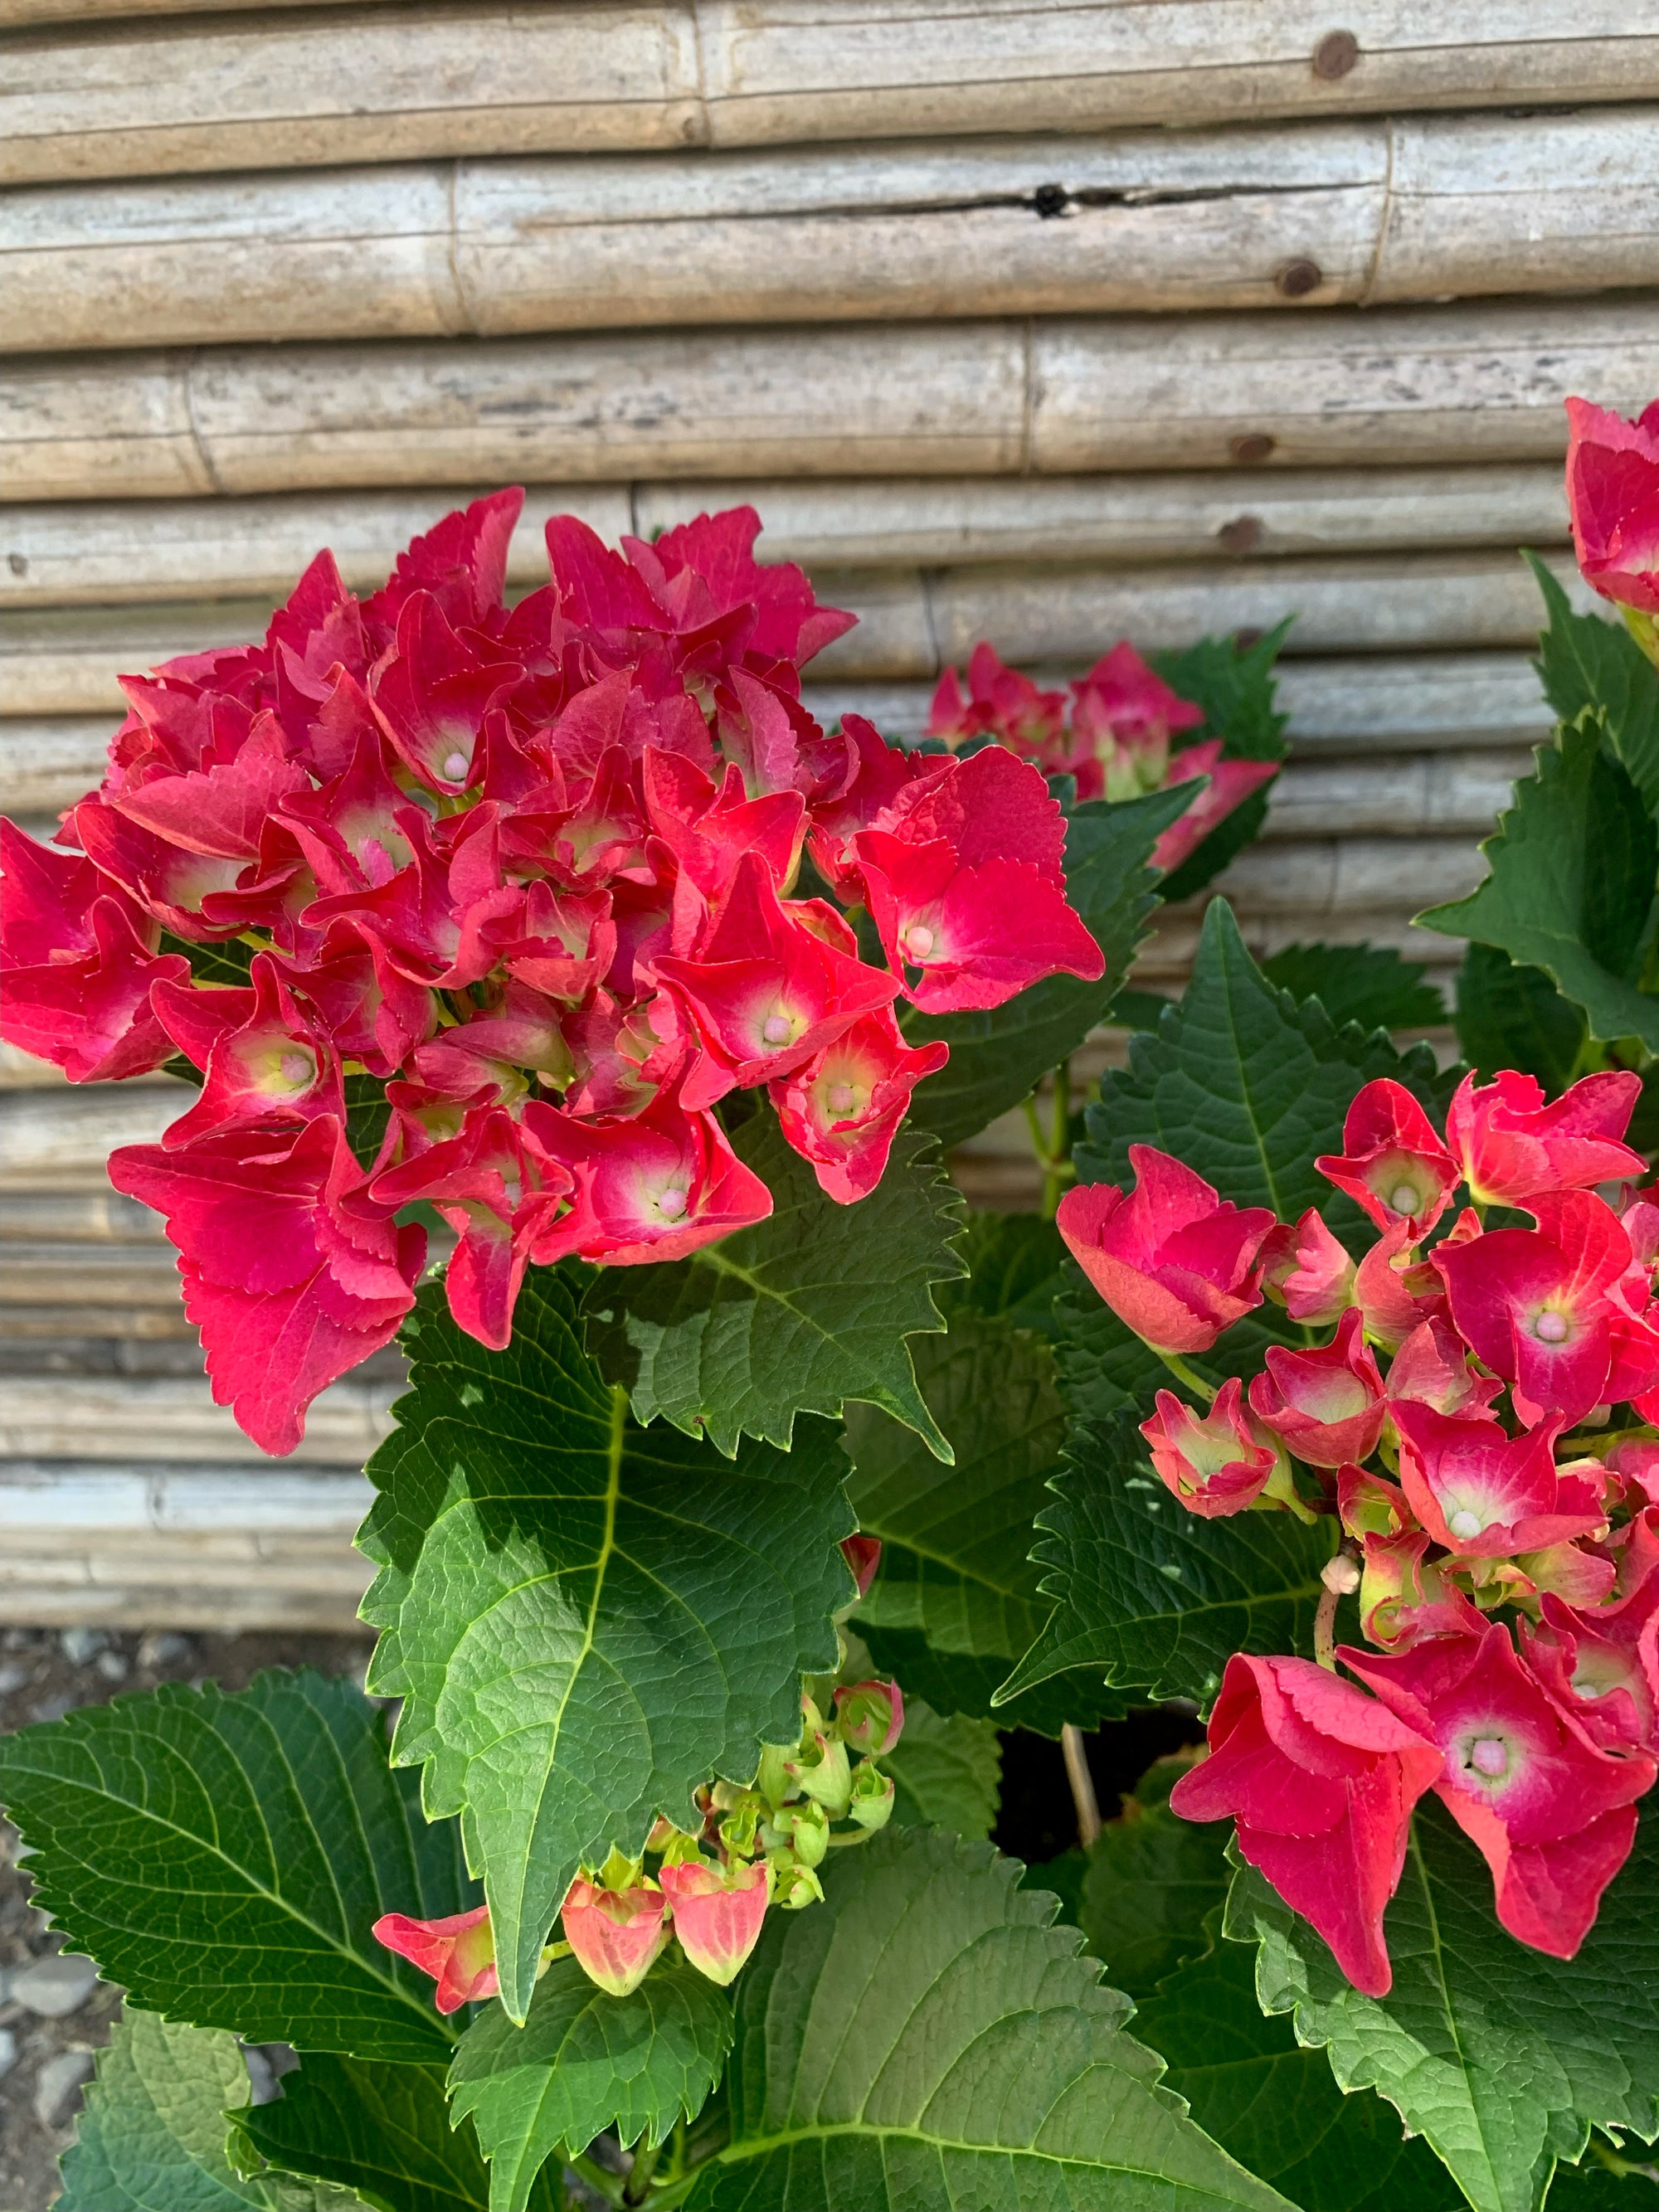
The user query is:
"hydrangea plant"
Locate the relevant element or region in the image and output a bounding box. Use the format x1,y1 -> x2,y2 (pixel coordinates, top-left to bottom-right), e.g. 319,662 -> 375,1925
1,396 -> 1656,2212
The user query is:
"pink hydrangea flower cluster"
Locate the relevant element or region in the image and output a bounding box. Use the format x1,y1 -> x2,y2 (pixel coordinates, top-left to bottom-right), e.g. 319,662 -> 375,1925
0,494 -> 1106,1453
927,638 -> 1278,872
1058,1068 -> 1659,1995
1565,396 -> 1659,664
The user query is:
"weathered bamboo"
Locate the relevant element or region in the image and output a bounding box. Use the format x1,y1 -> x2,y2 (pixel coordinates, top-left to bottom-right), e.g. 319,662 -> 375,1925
0,715 -> 114,810
3,0 -> 359,20
0,467 -> 1571,609
0,552 -> 1589,712
4,2 -> 1654,186
7,302 -> 1649,502
9,110 -> 1654,352
0,1373 -> 394,1461
0,1086 -> 182,1188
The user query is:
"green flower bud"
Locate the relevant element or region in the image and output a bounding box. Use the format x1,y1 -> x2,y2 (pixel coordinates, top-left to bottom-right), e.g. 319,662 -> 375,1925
788,1731 -> 852,1819
846,1761 -> 896,1832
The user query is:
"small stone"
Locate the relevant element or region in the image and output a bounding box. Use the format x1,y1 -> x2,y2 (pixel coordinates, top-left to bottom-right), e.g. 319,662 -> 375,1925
138,1631 -> 194,1670
10,1951 -> 100,2018
0,1660 -> 32,1695
60,1626 -> 107,1666
35,2045 -> 95,2132
29,1691 -> 76,1725
2,1626 -> 40,1651
95,1649 -> 130,1683
244,2043 -> 280,2104
0,2026 -> 16,2080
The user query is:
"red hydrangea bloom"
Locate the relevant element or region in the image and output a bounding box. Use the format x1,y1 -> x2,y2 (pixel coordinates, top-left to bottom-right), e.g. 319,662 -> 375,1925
657,1857 -> 769,1986
1564,396 -> 1659,621
1315,1078 -> 1459,1237
1170,1653 -> 1443,1996
768,1009 -> 948,1204
153,954 -> 344,1149
1356,1528 -> 1485,1653
1523,1570 -> 1659,1756
839,1534 -> 883,1599
1444,1069 -> 1645,1208
0,823 -> 191,1082
1436,1189 -> 1659,1428
1345,1625 -> 1656,1957
1069,641 -> 1206,801
1390,1402 -> 1603,1558
108,1116 -> 425,1455
1384,1315 -> 1503,1422
1248,1307 -> 1386,1469
927,641 -> 1068,758
1258,1209 -> 1355,1327
1057,1147 -> 1275,1354
1148,742 -> 1277,874
372,1903 -> 498,2014
560,1877 -> 669,1997
1140,1378 -> 1281,1516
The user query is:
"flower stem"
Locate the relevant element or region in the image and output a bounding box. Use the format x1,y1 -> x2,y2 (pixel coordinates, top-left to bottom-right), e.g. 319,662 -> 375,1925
1153,1349 -> 1216,1404
1061,1723 -> 1102,1848
1312,1582 -> 1341,1672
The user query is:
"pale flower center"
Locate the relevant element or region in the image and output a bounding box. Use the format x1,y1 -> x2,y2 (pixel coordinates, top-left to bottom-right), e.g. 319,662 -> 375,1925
1531,1310 -> 1569,1344
762,1014 -> 793,1046
1447,1508 -> 1483,1540
277,1049 -> 315,1089
1389,1181 -> 1420,1213
902,924 -> 936,960
1468,1736 -> 1509,1779
655,1187 -> 688,1221
826,1083 -> 857,1114
442,750 -> 470,782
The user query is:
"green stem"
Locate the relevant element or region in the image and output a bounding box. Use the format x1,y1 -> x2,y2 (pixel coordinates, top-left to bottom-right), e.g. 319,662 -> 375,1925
570,2152 -> 626,2207
1312,1581 -> 1341,1672
1154,1349 -> 1216,1403
624,2140 -> 663,2205
1043,1057 -> 1073,1217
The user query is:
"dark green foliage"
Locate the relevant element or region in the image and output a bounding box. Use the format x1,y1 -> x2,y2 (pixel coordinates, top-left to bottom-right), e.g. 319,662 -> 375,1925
1259,942 -> 1445,1033
1151,624 -> 1292,904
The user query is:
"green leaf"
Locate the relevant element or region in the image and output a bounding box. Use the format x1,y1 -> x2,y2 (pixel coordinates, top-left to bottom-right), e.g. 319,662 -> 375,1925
1418,723 -> 1659,1053
937,1209 -> 1070,1338
1529,552 -> 1659,814
1228,1796 -> 1659,2212
360,1268 -> 854,2022
854,1621 -> 1124,1739
1151,624 -> 1292,905
233,2056 -> 547,2212
0,1670 -> 471,2062
1052,1266 -> 1300,1428
844,1307 -> 1125,1733
447,1960 -> 732,2211
1454,940 -> 1589,1091
1079,1763 -> 1231,2002
883,1695 -> 1001,1838
161,931 -> 255,988
343,1073 -> 394,1174
1133,1917 -> 1463,2212
997,1409 -> 1336,1710
685,1826 -> 1293,2211
1258,942 -> 1445,1033
582,1116 -> 965,1459
1075,900 -> 1457,1245
901,782 -> 1194,1150
57,2009 -> 285,2212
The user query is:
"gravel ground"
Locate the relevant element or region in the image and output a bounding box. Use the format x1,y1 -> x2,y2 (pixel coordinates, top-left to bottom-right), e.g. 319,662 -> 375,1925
0,1625 -> 372,2211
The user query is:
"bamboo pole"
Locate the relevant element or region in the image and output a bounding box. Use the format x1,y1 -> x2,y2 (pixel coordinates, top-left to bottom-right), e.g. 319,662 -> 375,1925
9,110 -> 1654,352
5,300 -> 1651,502
4,2 -> 1654,186
0,466 -> 1569,609
0,552 -> 1592,712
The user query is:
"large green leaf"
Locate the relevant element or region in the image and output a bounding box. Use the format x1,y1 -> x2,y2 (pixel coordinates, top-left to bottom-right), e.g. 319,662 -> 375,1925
1079,1761 -> 1231,2002
937,1209 -> 1071,1339
901,782 -> 1193,1150
447,1960 -> 732,2212
233,2057 -> 543,2212
56,2008 -> 366,2212
1258,942 -> 1445,1033
997,1410 -> 1336,1711
582,1117 -> 965,1458
1133,1918 -> 1462,2212
1052,1268 -> 1300,1429
845,1308 -> 1123,1733
1075,900 -> 1457,1244
0,1670 -> 470,2062
1418,723 -> 1659,1053
685,1826 -> 1292,2210
360,1269 -> 854,2021
855,1621 -> 1125,1739
1529,552 -> 1659,814
1151,624 -> 1292,905
883,1695 -> 1002,1838
1454,940 -> 1589,1092
1228,1797 -> 1659,2212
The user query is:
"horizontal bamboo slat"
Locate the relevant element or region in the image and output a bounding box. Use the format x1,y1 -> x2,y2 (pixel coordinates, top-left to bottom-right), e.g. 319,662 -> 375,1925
8,110 -> 1655,352
0,1373 -> 394,1461
0,466 -> 1571,608
7,300 -> 1650,502
0,552 -> 1589,712
5,2 -> 1656,186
